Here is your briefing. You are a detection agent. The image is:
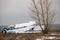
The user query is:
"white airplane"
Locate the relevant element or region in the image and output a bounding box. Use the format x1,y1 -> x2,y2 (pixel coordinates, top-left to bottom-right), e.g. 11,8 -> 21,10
2,21 -> 37,34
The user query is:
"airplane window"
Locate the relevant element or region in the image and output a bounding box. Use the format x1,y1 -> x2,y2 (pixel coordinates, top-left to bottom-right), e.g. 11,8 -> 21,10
31,24 -> 36,26
20,26 -> 27,28
22,26 -> 27,28
8,27 -> 16,30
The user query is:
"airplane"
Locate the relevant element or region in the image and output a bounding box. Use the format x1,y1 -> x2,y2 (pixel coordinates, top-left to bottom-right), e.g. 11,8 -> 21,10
2,21 -> 37,34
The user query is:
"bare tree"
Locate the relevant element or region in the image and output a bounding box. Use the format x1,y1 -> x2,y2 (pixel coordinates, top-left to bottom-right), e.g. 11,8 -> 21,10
29,0 -> 55,34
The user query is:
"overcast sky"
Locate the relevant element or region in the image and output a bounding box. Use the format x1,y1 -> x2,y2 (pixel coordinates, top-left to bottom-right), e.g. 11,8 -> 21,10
0,0 -> 60,25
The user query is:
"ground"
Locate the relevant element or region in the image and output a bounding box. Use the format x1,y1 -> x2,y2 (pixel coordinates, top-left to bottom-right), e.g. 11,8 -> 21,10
0,32 -> 60,40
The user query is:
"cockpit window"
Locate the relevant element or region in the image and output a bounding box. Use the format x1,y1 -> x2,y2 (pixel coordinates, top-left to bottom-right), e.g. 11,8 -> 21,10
4,27 -> 16,30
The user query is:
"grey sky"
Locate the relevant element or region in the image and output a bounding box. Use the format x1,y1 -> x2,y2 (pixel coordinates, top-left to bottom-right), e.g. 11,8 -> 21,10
0,0 -> 60,25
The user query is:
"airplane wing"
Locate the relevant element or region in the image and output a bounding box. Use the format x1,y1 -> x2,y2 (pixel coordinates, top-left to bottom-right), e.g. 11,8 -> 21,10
17,26 -> 35,32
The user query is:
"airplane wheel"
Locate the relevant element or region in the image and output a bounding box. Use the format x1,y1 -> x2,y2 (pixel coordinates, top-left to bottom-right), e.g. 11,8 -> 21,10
2,30 -> 6,34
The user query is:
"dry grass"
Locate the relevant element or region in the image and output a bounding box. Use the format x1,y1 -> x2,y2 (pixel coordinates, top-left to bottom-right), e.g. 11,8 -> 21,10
0,33 -> 18,40
0,32 -> 60,40
0,32 -> 44,40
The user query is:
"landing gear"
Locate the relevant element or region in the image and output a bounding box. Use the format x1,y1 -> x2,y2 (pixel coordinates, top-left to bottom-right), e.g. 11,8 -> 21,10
2,30 -> 7,34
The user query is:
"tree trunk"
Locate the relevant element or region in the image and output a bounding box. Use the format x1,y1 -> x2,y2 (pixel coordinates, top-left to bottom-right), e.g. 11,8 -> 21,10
43,25 -> 48,34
